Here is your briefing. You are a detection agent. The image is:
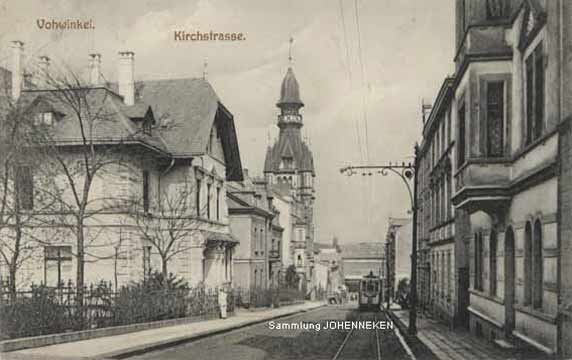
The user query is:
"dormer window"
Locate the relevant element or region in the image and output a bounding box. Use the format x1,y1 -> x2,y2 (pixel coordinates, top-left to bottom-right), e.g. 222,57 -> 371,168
34,112 -> 54,126
142,120 -> 152,135
281,157 -> 294,169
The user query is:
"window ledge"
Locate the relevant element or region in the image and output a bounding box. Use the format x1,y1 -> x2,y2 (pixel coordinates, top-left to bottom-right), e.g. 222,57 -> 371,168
514,304 -> 557,324
469,289 -> 504,305
514,128 -> 558,162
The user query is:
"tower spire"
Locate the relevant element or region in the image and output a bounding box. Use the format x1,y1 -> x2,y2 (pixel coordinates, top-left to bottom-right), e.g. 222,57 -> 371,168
288,36 -> 294,65
202,59 -> 208,80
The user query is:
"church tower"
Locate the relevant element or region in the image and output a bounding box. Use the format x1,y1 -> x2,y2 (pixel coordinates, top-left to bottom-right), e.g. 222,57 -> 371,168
264,62 -> 316,257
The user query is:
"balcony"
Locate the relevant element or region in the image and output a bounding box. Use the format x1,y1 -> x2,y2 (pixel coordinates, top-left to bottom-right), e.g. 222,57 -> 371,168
452,159 -> 511,213
455,24 -> 512,69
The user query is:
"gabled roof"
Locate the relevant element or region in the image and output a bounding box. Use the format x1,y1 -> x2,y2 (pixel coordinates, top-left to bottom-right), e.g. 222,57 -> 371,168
122,78 -> 243,180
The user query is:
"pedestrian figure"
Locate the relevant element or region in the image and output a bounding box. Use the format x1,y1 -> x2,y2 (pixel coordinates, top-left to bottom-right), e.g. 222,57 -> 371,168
219,286 -> 228,319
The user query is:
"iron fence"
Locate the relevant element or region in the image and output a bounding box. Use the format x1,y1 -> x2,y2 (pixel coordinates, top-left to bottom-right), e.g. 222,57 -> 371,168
0,281 -> 234,340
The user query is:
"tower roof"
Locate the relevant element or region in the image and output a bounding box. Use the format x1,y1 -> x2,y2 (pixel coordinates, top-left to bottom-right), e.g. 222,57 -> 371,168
277,67 -> 304,107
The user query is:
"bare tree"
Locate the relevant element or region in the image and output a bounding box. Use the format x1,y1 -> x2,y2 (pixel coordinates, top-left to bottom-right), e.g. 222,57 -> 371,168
0,83 -> 64,295
127,181 -> 203,282
34,64 -> 141,308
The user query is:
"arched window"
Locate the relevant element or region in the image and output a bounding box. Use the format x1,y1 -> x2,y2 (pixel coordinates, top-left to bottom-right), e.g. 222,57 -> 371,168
490,230 -> 498,296
533,220 -> 543,309
524,222 -> 533,305
474,232 -> 484,291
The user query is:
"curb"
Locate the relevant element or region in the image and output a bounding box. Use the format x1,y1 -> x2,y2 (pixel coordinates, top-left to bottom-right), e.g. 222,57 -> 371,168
0,313 -> 221,353
102,303 -> 327,359
386,310 -> 439,360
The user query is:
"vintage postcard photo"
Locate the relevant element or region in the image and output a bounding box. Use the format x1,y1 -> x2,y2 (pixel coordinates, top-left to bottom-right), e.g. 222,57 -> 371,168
0,0 -> 569,359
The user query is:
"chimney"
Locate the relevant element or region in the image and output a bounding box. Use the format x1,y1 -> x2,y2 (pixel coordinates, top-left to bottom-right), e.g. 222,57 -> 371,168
11,41 -> 24,100
243,168 -> 249,179
38,55 -> 50,88
89,53 -> 103,86
118,51 -> 134,105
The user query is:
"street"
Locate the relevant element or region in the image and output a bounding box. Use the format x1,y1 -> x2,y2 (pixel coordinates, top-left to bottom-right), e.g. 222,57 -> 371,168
127,304 -> 412,360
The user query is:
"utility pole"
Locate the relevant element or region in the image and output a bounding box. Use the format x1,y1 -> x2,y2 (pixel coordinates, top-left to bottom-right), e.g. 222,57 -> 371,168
340,145 -> 419,335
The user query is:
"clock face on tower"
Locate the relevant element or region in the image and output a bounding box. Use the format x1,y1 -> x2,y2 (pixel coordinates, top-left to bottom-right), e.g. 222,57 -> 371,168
282,114 -> 300,122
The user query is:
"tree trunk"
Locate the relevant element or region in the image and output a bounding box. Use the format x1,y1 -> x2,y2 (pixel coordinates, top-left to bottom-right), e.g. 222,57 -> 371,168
9,213 -> 22,298
161,258 -> 168,284
76,221 -> 85,328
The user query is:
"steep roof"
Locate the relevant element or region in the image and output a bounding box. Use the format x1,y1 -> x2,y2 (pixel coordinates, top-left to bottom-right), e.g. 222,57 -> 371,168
264,132 -> 315,173
277,67 -> 303,107
341,242 -> 385,259
129,78 -> 243,180
18,88 -> 169,154
133,78 -> 219,155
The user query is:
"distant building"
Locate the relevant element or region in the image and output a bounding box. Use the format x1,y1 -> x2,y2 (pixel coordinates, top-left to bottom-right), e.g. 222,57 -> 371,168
227,170 -> 279,291
384,218 -> 412,301
313,237 -> 343,295
340,242 -> 384,293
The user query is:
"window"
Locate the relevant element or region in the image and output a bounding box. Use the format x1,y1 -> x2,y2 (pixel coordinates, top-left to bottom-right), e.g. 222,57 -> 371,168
490,231 -> 498,296
447,108 -> 452,145
486,0 -> 509,20
216,187 -> 221,221
524,222 -> 533,304
195,179 -> 201,217
44,246 -> 72,287
142,120 -> 152,135
142,170 -> 150,213
15,166 -> 33,210
143,245 -> 152,277
533,220 -> 543,309
474,232 -> 484,291
486,81 -> 505,157
260,229 -> 264,255
254,227 -> 258,255
441,252 -> 445,297
458,101 -> 466,166
206,183 -> 212,219
447,251 -> 452,300
34,112 -> 54,126
525,44 -> 545,145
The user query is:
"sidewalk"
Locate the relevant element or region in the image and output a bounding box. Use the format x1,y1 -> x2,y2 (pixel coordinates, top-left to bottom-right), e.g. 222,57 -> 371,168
1,301 -> 325,360
391,309 -> 550,360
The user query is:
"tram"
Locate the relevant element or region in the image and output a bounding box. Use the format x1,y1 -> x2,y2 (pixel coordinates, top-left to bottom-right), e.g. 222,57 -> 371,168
358,271 -> 383,311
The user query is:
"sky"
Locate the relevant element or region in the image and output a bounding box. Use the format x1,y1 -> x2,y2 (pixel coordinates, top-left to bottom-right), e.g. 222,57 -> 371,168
0,0 -> 456,245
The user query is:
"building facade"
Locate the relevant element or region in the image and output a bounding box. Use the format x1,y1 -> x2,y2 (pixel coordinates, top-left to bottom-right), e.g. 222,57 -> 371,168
447,0 -> 572,355
416,78 -> 467,327
227,170 -> 278,292
0,43 -> 243,290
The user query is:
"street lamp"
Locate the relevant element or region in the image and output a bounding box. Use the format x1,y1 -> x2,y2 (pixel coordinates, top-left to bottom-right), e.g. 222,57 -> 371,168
340,144 -> 419,335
